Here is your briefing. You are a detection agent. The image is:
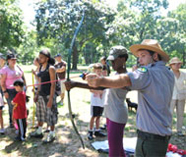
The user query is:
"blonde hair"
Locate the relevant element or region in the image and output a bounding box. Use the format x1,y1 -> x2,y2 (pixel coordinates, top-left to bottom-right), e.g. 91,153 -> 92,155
93,63 -> 103,70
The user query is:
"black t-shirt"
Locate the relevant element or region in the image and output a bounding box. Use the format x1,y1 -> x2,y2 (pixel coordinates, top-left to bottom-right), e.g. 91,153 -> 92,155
38,64 -> 51,96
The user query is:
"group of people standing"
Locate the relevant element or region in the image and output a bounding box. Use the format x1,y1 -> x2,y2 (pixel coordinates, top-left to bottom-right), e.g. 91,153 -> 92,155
0,38 -> 185,157
0,50 -> 67,143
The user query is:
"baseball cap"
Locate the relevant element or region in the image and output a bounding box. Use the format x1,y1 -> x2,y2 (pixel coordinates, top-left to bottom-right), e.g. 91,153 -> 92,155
107,46 -> 128,60
54,54 -> 62,58
6,53 -> 17,60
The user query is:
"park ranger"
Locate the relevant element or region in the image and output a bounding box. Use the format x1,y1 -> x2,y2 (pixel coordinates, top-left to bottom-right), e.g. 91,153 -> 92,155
86,39 -> 175,157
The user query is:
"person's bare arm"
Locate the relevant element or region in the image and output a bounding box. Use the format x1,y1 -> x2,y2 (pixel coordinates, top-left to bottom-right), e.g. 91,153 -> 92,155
56,66 -> 66,73
1,74 -> 9,99
86,73 -> 131,88
34,77 -> 41,102
64,81 -> 106,91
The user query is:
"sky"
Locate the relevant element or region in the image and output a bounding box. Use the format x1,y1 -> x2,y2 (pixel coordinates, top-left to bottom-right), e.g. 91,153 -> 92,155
19,0 -> 185,29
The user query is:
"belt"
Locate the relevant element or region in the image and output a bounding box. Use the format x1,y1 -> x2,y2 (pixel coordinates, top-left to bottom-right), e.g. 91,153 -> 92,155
137,130 -> 171,141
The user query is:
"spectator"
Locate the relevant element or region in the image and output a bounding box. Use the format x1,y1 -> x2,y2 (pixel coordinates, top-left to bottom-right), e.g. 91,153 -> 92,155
31,49 -> 58,143
100,56 -> 110,76
32,57 -> 40,92
0,53 -> 6,96
0,53 -> 26,128
0,53 -> 6,134
88,63 -> 106,140
11,80 -> 27,141
169,57 -> 186,136
54,54 -> 67,106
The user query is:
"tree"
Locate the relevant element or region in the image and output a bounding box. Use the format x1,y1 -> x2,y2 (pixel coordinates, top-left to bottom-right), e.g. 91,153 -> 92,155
163,4 -> 186,67
0,0 -> 25,52
35,0 -> 115,69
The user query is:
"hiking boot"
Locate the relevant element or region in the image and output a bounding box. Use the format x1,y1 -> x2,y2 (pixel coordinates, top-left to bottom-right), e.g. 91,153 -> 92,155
0,129 -> 5,135
43,133 -> 55,143
94,130 -> 106,137
30,130 -> 43,138
88,130 -> 94,140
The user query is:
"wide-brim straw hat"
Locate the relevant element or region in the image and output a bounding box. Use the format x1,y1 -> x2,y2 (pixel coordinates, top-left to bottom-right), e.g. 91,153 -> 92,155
169,57 -> 182,65
129,39 -> 169,62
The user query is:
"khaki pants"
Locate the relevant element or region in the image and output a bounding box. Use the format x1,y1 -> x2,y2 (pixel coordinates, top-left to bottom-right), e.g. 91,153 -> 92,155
170,99 -> 185,132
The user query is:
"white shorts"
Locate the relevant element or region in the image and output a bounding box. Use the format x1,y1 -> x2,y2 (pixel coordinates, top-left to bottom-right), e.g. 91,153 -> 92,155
60,81 -> 66,94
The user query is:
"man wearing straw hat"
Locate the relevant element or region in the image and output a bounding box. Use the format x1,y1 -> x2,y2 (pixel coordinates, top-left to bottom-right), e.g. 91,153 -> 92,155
86,39 -> 175,157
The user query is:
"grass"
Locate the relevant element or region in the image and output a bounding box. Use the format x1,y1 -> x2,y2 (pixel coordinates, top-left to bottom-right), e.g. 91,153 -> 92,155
0,65 -> 185,157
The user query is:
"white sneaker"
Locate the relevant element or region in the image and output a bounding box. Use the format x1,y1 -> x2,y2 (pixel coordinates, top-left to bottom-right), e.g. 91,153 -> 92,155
0,129 -> 5,135
43,133 -> 55,143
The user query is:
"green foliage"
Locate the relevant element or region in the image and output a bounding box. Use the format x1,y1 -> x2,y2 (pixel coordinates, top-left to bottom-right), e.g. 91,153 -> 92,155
0,0 -> 25,52
35,0 -> 115,69
0,0 -> 185,68
157,3 -> 186,67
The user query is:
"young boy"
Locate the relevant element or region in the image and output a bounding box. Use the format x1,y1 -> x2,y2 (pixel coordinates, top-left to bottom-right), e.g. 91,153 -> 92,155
12,80 -> 27,141
88,63 -> 106,140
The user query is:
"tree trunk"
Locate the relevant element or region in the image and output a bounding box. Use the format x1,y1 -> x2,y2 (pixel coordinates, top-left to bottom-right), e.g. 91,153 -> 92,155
72,45 -> 78,70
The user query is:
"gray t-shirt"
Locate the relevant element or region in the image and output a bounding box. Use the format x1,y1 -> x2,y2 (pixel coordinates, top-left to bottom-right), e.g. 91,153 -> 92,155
104,86 -> 128,124
128,61 -> 174,136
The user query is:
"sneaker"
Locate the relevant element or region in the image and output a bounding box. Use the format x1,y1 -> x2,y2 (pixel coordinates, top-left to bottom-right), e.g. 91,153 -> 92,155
177,131 -> 184,136
0,129 -> 5,135
14,136 -> 25,142
30,130 -> 43,138
43,133 -> 55,143
100,124 -> 107,130
60,102 -> 64,106
15,130 -> 19,135
88,131 -> 94,140
94,130 -> 106,137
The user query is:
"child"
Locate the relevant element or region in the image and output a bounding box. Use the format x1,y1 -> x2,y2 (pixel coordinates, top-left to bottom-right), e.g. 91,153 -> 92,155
88,63 -> 106,140
0,92 -> 5,134
11,80 -> 27,141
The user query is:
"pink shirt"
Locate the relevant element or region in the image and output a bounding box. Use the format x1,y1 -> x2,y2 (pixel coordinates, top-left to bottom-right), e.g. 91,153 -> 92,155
0,65 -> 23,89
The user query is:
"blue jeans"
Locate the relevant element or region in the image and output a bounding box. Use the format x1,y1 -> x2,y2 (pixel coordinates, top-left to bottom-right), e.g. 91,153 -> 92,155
6,89 -> 17,125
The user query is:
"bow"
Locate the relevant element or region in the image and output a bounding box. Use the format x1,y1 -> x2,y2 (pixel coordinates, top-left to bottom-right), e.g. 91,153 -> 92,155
67,9 -> 85,149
